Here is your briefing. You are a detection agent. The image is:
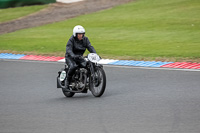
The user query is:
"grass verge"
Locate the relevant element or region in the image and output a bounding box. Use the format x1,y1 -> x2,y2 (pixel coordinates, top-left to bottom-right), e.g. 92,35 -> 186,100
0,0 -> 199,62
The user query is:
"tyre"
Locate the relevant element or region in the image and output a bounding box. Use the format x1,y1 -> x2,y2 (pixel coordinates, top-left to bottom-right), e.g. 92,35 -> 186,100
61,77 -> 75,98
89,67 -> 106,97
62,89 -> 75,97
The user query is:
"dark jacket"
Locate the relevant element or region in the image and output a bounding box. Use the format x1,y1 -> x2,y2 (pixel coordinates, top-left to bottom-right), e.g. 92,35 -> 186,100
65,35 -> 96,58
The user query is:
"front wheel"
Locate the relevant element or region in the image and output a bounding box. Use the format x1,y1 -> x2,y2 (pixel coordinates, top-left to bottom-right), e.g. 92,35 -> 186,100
89,67 -> 106,97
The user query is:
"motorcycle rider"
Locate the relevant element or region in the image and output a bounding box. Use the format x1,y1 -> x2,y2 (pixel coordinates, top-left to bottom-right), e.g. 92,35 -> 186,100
64,25 -> 96,91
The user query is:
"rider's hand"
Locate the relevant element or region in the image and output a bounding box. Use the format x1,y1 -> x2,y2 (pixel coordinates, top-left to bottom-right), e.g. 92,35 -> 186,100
73,55 -> 82,60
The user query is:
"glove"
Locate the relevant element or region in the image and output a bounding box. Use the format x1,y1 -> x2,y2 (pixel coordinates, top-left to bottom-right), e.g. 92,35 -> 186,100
73,55 -> 82,60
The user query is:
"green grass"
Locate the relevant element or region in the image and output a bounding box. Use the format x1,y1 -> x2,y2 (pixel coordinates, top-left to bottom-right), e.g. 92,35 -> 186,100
0,0 -> 200,62
0,5 -> 47,23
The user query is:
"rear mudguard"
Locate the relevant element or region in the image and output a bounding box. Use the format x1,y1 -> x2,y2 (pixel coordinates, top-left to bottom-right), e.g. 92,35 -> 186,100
57,76 -> 62,88
57,67 -> 67,88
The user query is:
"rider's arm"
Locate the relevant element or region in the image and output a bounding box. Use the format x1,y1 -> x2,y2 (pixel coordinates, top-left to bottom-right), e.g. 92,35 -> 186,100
66,37 -> 76,58
86,37 -> 96,53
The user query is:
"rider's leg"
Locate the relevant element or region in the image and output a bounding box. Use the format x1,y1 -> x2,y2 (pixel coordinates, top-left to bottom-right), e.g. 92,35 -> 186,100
65,57 -> 78,90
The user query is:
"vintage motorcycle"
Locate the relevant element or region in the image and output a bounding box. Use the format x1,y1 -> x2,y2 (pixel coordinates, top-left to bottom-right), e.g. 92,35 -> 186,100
57,53 -> 106,97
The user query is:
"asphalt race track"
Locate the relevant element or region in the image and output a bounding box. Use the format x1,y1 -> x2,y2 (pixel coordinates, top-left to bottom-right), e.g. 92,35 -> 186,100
0,60 -> 200,133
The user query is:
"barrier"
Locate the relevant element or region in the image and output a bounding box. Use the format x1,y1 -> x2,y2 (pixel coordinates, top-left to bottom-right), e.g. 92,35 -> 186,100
0,0 -> 56,8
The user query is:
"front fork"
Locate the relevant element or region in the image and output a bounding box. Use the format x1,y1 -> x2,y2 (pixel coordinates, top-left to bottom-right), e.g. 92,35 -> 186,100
89,62 -> 95,81
89,62 -> 102,86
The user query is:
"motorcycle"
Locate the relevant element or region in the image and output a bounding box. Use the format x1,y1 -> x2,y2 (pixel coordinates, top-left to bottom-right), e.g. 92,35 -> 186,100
57,53 -> 106,97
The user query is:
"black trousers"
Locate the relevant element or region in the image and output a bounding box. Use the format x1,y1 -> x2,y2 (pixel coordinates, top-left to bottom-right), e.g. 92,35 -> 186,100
65,56 -> 86,79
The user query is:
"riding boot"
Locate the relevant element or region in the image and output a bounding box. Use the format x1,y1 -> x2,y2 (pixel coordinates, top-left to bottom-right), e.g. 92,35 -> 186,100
62,76 -> 69,92
63,75 -> 72,91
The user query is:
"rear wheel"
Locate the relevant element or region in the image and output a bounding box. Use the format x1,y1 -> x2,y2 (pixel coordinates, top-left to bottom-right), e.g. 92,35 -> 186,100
61,79 -> 75,98
62,89 -> 75,97
89,67 -> 106,97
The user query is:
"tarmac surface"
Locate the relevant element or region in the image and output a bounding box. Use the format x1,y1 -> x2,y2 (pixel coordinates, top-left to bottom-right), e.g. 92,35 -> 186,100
0,60 -> 200,133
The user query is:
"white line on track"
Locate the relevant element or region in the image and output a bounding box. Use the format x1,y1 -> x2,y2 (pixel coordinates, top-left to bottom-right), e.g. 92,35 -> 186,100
1,59 -> 200,72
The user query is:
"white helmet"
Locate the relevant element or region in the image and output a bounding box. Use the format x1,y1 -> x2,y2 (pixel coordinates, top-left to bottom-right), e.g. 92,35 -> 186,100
73,25 -> 85,37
